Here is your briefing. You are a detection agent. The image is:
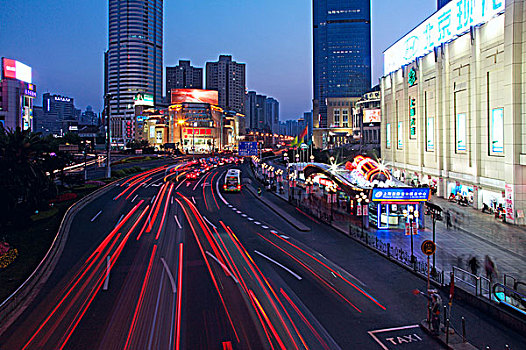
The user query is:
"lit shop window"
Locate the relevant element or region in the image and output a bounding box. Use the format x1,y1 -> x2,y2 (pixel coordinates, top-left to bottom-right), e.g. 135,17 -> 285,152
397,122 -> 403,149
334,109 -> 340,126
386,123 -> 391,148
490,108 -> 504,155
456,113 -> 467,153
426,117 -> 434,152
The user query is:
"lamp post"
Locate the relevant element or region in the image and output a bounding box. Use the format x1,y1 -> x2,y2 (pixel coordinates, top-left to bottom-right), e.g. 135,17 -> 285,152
403,205 -> 419,265
103,93 -> 113,179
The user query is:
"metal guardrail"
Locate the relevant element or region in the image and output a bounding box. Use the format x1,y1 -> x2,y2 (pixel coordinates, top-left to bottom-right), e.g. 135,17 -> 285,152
492,283 -> 526,316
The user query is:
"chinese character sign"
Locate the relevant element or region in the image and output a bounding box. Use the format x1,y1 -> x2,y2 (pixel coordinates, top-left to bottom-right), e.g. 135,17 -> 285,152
384,0 -> 505,75
371,188 -> 431,202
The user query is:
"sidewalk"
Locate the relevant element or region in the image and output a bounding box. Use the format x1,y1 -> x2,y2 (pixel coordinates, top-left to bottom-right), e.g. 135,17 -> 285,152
257,160 -> 526,286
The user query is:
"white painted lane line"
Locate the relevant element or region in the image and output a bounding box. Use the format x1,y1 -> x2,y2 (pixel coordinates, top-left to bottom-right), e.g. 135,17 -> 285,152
203,216 -> 217,229
131,194 -> 138,203
368,325 -> 420,350
148,271 -> 165,350
254,221 -> 261,225
231,207 -> 237,211
248,218 -> 254,221
175,179 -> 186,190
241,214 -> 247,217
254,250 -> 302,280
192,196 -> 196,204
236,210 -> 242,214
261,225 -> 269,229
186,182 -> 190,187
227,204 -> 233,208
206,251 -> 239,284
150,195 -> 156,204
173,215 -> 182,229
215,170 -> 229,204
161,257 -> 177,293
193,174 -> 207,191
116,214 -> 124,225
103,256 -> 111,290
171,197 -> 174,205
90,210 -> 102,222
279,235 -> 290,239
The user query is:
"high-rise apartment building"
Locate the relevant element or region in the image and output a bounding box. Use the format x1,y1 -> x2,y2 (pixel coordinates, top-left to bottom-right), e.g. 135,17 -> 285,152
206,55 -> 246,114
245,91 -> 279,132
245,91 -> 257,130
166,60 -> 203,95
313,0 -> 371,128
106,0 -> 163,146
265,97 -> 279,134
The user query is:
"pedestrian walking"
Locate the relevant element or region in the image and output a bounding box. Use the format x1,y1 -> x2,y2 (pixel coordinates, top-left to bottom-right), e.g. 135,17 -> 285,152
484,255 -> 497,282
445,210 -> 451,230
468,256 -> 479,275
430,293 -> 442,335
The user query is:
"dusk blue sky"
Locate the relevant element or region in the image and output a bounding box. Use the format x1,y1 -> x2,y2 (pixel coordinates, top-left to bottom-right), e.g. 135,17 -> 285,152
0,0 -> 435,120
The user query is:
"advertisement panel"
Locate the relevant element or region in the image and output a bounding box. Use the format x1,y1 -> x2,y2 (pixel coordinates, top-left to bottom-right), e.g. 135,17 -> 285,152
134,93 -> 154,106
2,58 -> 32,84
371,188 -> 430,202
171,89 -> 219,105
384,0 -> 505,75
363,109 -> 381,123
491,108 -> 504,154
505,184 -> 514,222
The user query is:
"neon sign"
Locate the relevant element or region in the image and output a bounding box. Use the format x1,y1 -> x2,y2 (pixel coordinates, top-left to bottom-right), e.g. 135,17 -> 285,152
384,0 -> 505,75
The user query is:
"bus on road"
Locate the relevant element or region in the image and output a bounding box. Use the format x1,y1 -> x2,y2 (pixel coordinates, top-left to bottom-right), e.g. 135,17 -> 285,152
223,169 -> 241,192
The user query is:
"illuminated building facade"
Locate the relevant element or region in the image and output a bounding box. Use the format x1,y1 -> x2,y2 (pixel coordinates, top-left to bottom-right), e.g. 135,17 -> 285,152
206,55 -> 246,114
381,0 -> 526,224
0,58 -> 36,131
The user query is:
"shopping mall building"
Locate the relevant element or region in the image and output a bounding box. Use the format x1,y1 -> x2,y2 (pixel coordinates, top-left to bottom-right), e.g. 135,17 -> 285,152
380,0 -> 526,224
135,89 -> 245,153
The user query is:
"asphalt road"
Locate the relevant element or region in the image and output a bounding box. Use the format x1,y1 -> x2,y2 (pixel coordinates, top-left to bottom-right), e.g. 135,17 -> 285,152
1,160 -> 525,349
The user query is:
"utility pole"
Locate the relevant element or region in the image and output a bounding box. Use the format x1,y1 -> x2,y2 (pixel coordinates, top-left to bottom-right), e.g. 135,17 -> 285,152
104,93 -> 113,178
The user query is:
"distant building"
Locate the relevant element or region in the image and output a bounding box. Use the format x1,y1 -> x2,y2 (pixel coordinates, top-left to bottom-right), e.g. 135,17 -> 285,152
303,111 -> 313,142
206,55 -> 246,114
265,97 -> 279,134
166,60 -> 203,95
313,97 -> 359,149
34,93 -> 81,135
245,91 -> 257,130
353,87 -> 381,153
0,58 -> 36,131
313,0 -> 372,127
81,105 -> 98,126
106,0 -> 163,147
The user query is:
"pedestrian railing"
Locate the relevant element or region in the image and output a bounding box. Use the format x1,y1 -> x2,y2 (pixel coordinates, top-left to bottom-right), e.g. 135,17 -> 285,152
452,266 -> 480,295
492,283 -> 526,317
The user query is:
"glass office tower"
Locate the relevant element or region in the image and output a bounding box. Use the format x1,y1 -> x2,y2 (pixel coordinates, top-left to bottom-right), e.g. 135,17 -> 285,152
313,0 -> 371,127
107,0 -> 163,145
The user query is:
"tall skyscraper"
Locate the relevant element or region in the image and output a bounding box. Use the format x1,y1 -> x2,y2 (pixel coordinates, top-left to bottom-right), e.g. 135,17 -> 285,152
313,0 -> 371,128
166,60 -> 203,95
206,55 -> 246,114
245,91 -> 257,130
265,97 -> 279,134
106,0 -> 163,145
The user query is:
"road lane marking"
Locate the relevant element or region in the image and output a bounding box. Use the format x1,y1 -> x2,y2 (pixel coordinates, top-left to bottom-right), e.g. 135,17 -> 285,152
203,216 -> 217,229
186,182 -> 190,187
171,196 -> 174,205
192,196 -> 196,204
206,251 -> 239,284
90,210 -> 102,222
241,214 -> 247,217
236,210 -> 241,214
174,215 -> 182,229
175,179 -> 186,190
150,195 -> 156,203
368,325 -> 421,350
254,250 -> 302,280
103,256 -> 111,290
148,271 -> 165,350
228,204 -> 233,208
161,257 -> 177,293
131,195 -> 138,203
193,174 -> 207,191
116,214 -> 124,225
254,221 -> 261,225
215,170 -> 229,204
261,225 -> 269,229
248,218 -> 254,221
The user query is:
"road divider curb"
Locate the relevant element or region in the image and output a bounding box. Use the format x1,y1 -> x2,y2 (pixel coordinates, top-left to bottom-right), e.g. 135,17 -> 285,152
0,179 -> 120,334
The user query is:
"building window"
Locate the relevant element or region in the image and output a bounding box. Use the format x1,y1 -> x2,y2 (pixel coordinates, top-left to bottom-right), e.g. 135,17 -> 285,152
426,117 -> 434,152
334,109 -> 340,126
456,113 -> 467,153
386,123 -> 391,148
490,108 -> 504,155
342,109 -> 349,127
397,122 -> 403,149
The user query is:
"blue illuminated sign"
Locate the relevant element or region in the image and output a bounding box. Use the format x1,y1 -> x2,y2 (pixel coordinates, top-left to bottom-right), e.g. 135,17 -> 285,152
238,141 -> 258,156
384,0 -> 505,75
371,188 -> 430,202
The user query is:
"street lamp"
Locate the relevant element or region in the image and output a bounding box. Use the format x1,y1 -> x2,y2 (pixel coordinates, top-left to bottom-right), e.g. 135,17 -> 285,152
295,154 -> 300,163
403,205 -> 419,265
310,154 -> 315,163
